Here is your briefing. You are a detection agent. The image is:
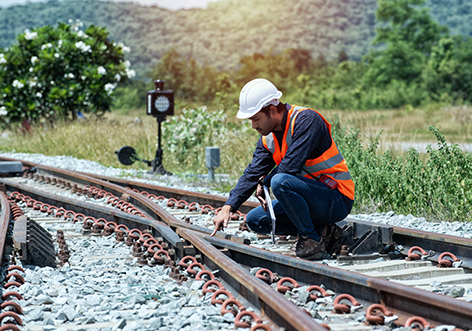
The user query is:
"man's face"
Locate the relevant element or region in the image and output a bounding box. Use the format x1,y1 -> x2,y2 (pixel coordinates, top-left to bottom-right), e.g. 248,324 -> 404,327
249,109 -> 276,136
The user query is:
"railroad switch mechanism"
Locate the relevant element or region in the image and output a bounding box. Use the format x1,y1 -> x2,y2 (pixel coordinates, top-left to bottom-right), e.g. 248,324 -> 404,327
13,215 -> 56,268
335,219 -> 401,261
0,161 -> 24,177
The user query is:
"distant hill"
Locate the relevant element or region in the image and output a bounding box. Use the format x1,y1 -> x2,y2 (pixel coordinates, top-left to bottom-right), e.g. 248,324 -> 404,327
0,0 -> 470,80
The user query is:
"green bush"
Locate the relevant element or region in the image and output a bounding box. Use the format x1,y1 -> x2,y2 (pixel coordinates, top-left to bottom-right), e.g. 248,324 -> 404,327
162,106 -> 243,166
332,117 -> 472,221
0,21 -> 134,126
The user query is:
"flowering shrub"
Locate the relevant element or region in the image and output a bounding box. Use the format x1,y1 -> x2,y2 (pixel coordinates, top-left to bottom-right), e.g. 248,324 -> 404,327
162,106 -> 243,164
0,20 -> 135,126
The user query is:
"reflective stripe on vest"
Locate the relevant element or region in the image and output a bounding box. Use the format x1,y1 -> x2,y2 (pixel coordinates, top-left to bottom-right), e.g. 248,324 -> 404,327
262,106 -> 355,200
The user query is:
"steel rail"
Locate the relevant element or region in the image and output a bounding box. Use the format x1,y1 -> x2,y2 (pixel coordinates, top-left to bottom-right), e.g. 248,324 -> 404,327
27,158 -> 472,263
2,157 -> 472,328
202,234 -> 472,328
177,227 -> 327,331
0,178 -> 184,254
10,161 -> 250,244
0,179 -> 329,330
343,217 -> 472,269
392,226 -> 472,268
0,190 -> 11,265
0,156 -> 258,213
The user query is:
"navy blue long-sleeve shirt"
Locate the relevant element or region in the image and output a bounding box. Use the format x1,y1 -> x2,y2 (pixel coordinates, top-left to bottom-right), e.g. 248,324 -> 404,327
226,103 -> 351,212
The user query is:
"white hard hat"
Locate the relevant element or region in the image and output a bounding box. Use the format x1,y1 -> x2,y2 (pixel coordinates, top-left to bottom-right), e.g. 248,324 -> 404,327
237,78 -> 282,119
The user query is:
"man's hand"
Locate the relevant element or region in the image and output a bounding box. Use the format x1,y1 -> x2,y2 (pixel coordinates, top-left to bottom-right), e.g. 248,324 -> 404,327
211,205 -> 233,236
255,183 -> 268,211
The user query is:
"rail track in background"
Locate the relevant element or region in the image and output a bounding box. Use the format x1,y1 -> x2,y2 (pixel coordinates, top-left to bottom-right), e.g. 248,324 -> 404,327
0,156 -> 471,331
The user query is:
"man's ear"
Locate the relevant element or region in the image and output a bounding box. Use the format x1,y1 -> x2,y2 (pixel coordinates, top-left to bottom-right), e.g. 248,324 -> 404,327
269,105 -> 277,116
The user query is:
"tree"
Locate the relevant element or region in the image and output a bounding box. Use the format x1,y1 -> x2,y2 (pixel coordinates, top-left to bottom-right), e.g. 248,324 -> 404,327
363,0 -> 449,87
0,20 -> 134,127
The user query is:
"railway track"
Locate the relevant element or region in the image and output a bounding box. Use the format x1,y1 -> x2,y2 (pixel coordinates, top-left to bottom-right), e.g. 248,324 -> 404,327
0,157 -> 471,331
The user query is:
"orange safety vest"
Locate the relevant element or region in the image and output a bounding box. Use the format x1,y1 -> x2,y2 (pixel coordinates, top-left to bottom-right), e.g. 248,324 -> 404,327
262,105 -> 355,200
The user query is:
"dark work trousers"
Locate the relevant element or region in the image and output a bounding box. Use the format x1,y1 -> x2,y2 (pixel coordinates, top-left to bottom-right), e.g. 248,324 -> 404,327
245,173 -> 352,240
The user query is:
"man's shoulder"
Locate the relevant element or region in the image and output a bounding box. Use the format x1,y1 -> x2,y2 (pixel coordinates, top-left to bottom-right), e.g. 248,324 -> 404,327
294,107 -> 324,122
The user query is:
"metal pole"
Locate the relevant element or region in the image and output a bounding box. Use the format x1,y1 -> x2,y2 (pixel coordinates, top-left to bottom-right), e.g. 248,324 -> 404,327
208,167 -> 215,181
152,116 -> 171,175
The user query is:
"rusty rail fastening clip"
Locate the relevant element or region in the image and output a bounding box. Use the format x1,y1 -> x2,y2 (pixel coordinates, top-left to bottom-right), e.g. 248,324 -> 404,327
437,252 -> 461,268
365,303 -> 394,324
202,280 -> 225,295
307,285 -> 330,300
276,277 -> 300,294
255,268 -> 275,284
221,298 -> 245,316
404,316 -> 431,330
210,290 -> 234,305
407,246 -> 429,261
332,294 -> 361,314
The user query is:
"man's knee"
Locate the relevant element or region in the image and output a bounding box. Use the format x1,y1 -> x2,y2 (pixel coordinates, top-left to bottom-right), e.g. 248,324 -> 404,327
271,173 -> 292,196
245,208 -> 269,233
245,208 -> 261,231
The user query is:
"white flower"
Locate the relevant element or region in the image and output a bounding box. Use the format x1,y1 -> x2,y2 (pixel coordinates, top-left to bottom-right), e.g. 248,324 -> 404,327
58,40 -> 63,48
68,73 -> 74,79
29,68 -> 33,72
28,80 -> 37,87
77,31 -> 84,37
24,29 -> 38,40
123,60 -> 131,68
54,53 -> 60,58
75,41 -> 91,52
114,73 -> 121,82
104,83 -> 115,94
0,106 -> 7,116
31,56 -> 38,64
97,66 -> 106,75
0,54 -> 6,64
100,45 -> 107,51
36,92 -> 42,98
81,75 -> 86,80
12,80 -> 24,89
122,46 -> 131,53
68,19 -> 73,23
126,69 -> 136,79
41,43 -> 52,50
50,81 -> 54,85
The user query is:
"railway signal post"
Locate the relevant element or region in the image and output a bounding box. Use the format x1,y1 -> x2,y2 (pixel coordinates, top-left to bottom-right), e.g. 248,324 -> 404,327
146,80 -> 174,175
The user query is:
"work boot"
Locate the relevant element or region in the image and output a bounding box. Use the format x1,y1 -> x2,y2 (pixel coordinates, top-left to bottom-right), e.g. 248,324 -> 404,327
295,236 -> 329,260
322,223 -> 351,255
321,223 -> 344,254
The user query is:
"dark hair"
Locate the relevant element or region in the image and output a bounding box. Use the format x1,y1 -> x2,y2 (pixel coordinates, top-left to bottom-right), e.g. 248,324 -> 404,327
260,102 -> 285,116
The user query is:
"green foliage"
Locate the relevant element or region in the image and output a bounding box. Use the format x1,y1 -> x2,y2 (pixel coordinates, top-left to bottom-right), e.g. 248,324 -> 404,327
148,49 -> 236,110
0,21 -> 134,126
0,0 -> 470,80
161,106 -> 255,175
364,0 -> 448,88
332,120 -> 472,221
112,80 -> 147,110
421,36 -> 472,102
163,107 -> 235,162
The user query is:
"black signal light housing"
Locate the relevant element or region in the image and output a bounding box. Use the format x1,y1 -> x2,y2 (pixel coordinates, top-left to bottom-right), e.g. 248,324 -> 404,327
146,80 -> 174,117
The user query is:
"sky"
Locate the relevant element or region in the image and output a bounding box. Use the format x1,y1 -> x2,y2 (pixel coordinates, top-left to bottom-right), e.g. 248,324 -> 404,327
0,0 -> 218,11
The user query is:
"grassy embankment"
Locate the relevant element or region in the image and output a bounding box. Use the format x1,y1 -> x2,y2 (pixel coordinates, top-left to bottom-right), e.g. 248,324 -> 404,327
1,103 -> 472,222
